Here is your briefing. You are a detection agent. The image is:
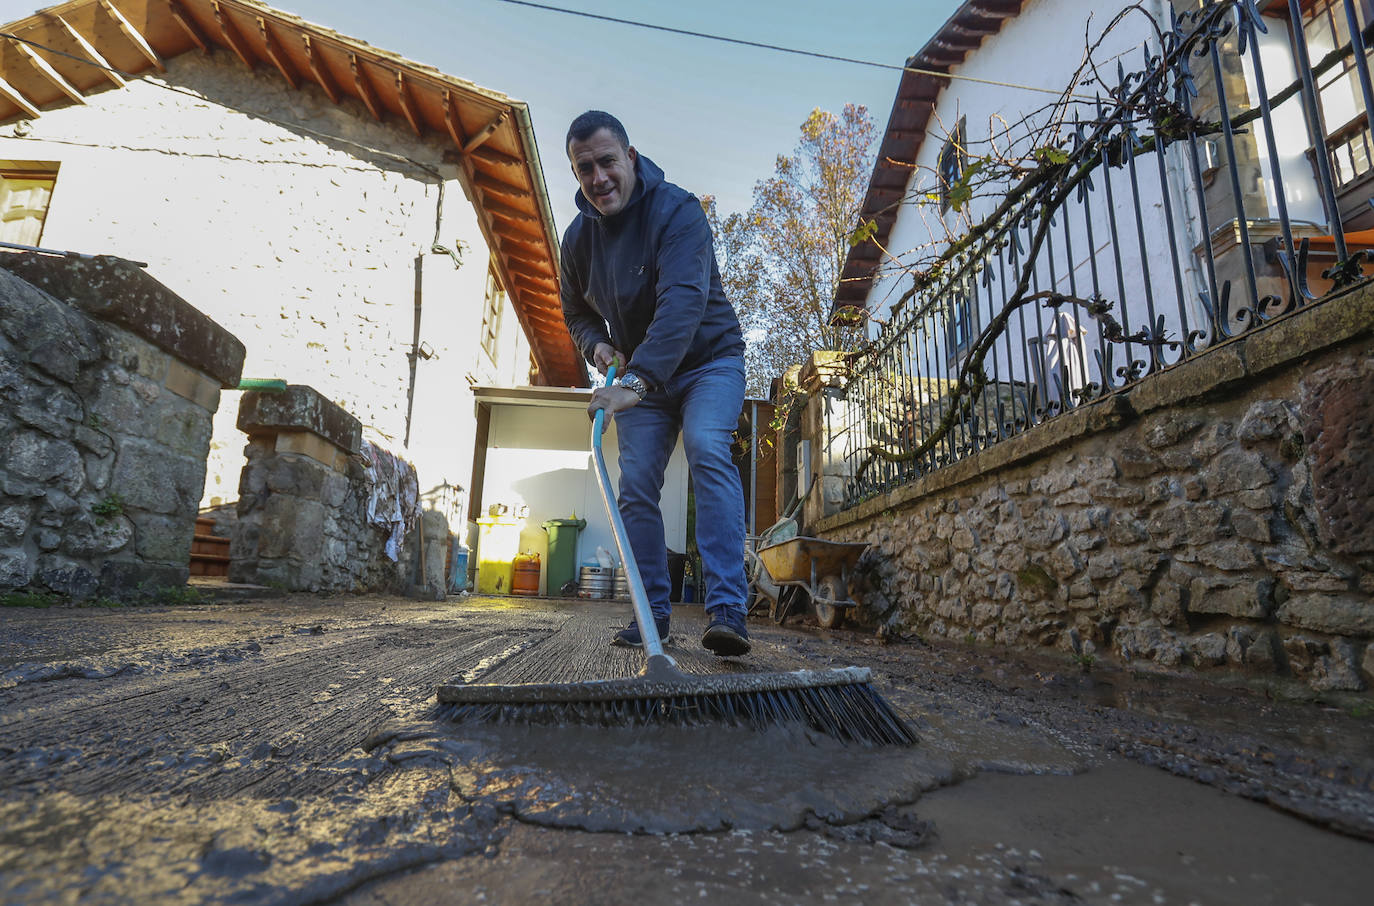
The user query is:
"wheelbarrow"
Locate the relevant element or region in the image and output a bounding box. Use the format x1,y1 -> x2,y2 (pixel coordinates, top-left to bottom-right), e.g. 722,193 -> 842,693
750,536 -> 869,629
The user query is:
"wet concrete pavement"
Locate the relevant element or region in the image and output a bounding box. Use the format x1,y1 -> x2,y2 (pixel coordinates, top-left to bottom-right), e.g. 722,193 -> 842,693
1,592 -> 1372,904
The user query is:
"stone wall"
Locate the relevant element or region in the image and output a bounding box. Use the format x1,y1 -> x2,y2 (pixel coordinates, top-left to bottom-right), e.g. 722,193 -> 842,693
231,385 -> 446,596
817,285 -> 1374,694
0,252 -> 244,598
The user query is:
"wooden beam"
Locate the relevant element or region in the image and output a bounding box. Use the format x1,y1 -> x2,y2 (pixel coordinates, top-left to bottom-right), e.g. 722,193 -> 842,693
512,276 -> 558,297
462,110 -> 507,153
350,53 -> 382,121
488,212 -> 543,240
394,71 -> 422,137
500,235 -> 547,258
13,40 -> 86,105
442,89 -> 468,149
505,253 -> 554,275
302,35 -> 339,103
469,143 -> 522,168
481,197 -> 537,223
211,0 -> 255,69
101,0 -> 165,72
166,0 -> 210,54
56,16 -> 125,87
472,170 -> 528,199
257,17 -> 299,90
0,75 -> 41,118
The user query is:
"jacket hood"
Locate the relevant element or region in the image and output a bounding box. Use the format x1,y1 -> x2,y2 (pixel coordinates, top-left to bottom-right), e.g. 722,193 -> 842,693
573,153 -> 665,221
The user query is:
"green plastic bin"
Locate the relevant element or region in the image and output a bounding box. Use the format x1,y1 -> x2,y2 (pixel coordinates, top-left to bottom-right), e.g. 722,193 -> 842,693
542,517 -> 586,596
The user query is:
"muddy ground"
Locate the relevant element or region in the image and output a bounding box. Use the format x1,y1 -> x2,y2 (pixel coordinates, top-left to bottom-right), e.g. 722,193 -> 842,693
1,592 -> 1372,905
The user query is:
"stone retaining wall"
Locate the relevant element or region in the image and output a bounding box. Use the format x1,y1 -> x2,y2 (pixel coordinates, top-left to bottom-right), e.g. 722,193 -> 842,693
231,385 -> 446,595
817,285 -> 1374,694
0,253 -> 244,598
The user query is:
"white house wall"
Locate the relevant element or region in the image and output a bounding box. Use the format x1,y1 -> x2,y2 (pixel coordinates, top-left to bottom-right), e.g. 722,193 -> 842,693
867,0 -> 1209,402
0,53 -> 529,517
481,401 -> 688,594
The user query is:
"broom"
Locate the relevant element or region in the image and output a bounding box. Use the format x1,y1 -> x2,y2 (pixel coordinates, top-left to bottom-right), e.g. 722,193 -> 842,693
437,366 -> 915,746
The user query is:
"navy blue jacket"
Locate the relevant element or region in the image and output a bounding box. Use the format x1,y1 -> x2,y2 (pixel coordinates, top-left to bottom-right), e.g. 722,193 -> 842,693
559,154 -> 744,389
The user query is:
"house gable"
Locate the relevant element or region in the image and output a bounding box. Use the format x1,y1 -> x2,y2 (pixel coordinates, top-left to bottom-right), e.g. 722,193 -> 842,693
0,0 -> 585,386
836,0 -> 1030,312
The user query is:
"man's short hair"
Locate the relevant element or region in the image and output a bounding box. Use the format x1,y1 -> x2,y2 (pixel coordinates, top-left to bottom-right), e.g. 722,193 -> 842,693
566,111 -> 630,155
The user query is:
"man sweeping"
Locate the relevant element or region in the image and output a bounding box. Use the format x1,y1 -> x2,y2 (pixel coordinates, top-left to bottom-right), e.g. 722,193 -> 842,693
559,110 -> 751,657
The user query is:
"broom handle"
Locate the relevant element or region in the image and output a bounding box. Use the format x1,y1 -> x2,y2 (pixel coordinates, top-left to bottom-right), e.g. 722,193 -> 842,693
591,364 -> 667,660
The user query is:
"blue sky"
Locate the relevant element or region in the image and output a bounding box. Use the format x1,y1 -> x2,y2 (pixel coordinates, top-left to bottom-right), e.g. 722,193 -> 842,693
265,0 -> 967,230
0,0 -> 965,231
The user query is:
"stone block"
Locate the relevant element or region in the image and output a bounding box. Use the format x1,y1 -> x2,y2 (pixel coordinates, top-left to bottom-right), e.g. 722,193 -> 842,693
14,381 -> 82,438
0,503 -> 30,543
1230,509 -> 1272,543
1188,577 -> 1273,619
256,497 -> 326,562
1204,448 -> 1274,496
1282,634 -> 1326,677
1198,539 -> 1258,571
1143,411 -> 1204,449
238,385 -> 361,455
99,559 -> 189,598
34,555 -> 99,599
1309,640 -> 1366,692
1238,399 -> 1293,446
164,359 -> 221,411
62,513 -> 134,558
4,432 -> 84,496
1086,479 -> 1145,505
100,329 -> 170,382
266,454 -> 331,497
84,450 -> 115,491
1276,594 -> 1374,637
0,252 -> 245,388
0,267 -> 102,383
1245,280 -> 1374,376
1117,446 -> 1162,479
1192,422 -> 1235,459
129,511 -> 196,563
73,424 -> 114,457
153,403 -> 214,458
1129,343 -> 1246,415
1187,632 -> 1228,666
1107,512 -> 1149,545
0,547 -> 34,587
111,442 -> 205,517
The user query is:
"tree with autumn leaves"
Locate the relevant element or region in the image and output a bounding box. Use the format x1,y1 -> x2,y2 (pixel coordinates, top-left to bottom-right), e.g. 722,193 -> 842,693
705,104 -> 877,396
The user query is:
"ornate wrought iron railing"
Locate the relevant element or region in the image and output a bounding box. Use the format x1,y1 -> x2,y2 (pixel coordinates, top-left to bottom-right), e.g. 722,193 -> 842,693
840,0 -> 1374,508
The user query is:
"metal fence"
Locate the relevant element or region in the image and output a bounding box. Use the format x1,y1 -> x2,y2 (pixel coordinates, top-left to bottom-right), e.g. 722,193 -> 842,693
841,0 -> 1374,508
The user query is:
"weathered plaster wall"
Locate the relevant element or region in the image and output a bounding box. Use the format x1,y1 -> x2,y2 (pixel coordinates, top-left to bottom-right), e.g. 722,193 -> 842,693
820,286 -> 1374,694
0,257 -> 243,598
0,52 -> 534,511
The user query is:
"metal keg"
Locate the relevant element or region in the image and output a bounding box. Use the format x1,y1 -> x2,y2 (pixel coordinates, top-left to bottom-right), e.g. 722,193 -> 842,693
611,567 -> 630,601
578,565 -> 613,599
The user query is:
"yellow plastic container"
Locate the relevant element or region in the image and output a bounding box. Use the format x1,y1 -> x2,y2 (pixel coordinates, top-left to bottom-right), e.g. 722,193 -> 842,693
475,515 -> 523,594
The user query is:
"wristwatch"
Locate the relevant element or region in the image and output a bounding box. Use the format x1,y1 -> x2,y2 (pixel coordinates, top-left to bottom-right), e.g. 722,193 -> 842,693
619,372 -> 651,400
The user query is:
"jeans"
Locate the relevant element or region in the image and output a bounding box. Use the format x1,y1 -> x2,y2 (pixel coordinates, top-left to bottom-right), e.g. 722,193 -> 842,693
614,356 -> 748,621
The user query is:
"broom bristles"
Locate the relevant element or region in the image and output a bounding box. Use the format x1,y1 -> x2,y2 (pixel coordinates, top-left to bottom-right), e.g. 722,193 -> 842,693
437,680 -> 916,747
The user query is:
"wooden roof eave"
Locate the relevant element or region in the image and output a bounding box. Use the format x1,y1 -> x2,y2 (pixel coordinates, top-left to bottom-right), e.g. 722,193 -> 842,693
0,0 -> 587,387
833,0 -> 1032,314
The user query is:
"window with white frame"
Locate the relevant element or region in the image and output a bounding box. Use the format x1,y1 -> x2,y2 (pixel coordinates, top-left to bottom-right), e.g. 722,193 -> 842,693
0,161 -> 59,247
481,263 -> 505,363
